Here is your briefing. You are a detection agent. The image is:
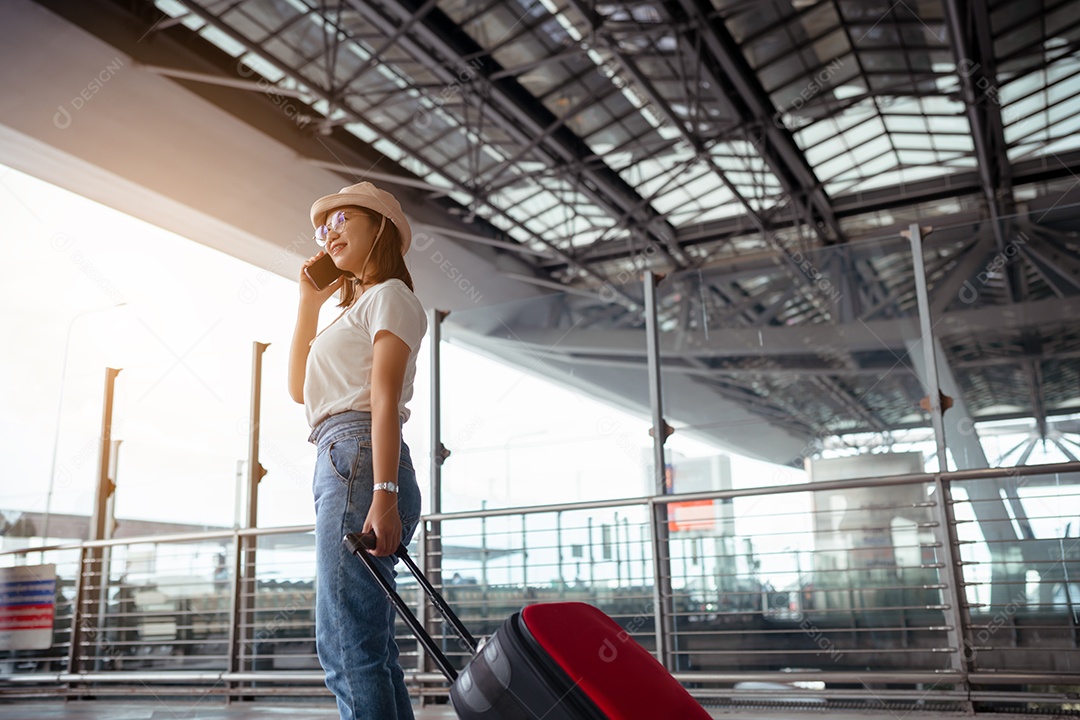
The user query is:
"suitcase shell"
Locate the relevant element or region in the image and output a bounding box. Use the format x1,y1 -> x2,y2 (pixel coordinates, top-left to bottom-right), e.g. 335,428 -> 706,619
344,532 -> 711,720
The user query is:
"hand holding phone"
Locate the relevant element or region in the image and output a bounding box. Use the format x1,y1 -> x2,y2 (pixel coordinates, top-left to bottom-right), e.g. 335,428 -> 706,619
303,252 -> 346,291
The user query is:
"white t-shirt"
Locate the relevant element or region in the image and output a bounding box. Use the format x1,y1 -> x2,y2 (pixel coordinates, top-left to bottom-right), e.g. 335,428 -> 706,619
304,278 -> 428,428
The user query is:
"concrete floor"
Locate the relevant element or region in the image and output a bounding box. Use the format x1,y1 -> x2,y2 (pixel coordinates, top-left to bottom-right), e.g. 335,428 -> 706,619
0,700 -> 451,719
0,701 -> 1067,720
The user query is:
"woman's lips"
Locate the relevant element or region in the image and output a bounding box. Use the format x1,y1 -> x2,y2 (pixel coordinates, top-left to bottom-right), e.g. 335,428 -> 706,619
330,243 -> 346,256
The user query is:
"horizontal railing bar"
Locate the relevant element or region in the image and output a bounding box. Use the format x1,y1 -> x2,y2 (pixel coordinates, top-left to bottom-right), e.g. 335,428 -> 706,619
961,578 -> 1078,587
4,668 -> 1043,690
960,600 -> 1080,610
678,647 -> 956,655
965,648 -> 1080,654
678,670 -> 963,683
424,512 -> 944,536
957,491 -> 1080,505
3,668 -> 988,686
429,561 -> 946,582
955,539 -> 1080,549
6,462 -> 1076,557
689,688 -> 970,700
0,525 -> 316,557
674,623 -> 953,634
0,671 -> 327,683
951,512 -> 1080,524
411,599 -> 952,617
425,462 -> 1080,521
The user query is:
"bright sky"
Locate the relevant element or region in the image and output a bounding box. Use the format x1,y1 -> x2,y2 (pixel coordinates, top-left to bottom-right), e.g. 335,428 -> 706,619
0,163 -> 797,540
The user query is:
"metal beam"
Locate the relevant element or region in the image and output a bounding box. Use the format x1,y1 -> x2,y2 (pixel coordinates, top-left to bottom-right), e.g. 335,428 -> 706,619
1025,357 -> 1048,440
929,233 -> 995,316
456,295 -> 1080,359
942,0 -> 1018,300
920,338 -> 989,470
610,154 -> 1080,272
342,0 -> 693,269
157,0 -> 640,306
565,0 -> 768,233
1020,230 -> 1080,296
565,0 -> 856,331
666,0 -> 845,244
1053,436 -> 1079,462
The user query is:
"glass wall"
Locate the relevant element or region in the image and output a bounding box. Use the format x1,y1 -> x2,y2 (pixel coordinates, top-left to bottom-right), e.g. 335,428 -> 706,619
952,468 -> 1080,674
438,291 -> 662,511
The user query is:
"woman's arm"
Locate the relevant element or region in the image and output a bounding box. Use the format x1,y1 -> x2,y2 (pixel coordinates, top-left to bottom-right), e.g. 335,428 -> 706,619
363,328 -> 412,556
289,252 -> 344,404
288,302 -> 320,403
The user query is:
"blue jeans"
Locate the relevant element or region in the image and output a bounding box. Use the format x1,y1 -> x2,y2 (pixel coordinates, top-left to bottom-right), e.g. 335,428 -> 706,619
308,410 -> 423,720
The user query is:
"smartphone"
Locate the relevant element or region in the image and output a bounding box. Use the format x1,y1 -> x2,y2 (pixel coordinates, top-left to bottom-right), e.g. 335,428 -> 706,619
305,252 -> 345,290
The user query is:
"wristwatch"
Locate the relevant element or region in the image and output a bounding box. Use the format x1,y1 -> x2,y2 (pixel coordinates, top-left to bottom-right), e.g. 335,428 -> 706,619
373,482 -> 399,494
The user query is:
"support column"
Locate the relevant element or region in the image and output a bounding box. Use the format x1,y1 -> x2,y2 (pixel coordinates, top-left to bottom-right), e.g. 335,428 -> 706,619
244,342 -> 270,529
228,341 -> 268,698
643,271 -> 676,670
421,308 -> 450,702
70,367 -> 120,681
906,224 -> 949,468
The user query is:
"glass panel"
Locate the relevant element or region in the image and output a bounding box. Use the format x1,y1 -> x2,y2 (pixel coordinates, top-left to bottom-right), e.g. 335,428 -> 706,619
0,548 -> 82,676
244,532 -> 319,674
439,288 -> 656,514
430,504 -> 657,670
758,53 -> 809,94
952,469 -> 1080,674
666,479 -> 947,674
79,538 -> 235,672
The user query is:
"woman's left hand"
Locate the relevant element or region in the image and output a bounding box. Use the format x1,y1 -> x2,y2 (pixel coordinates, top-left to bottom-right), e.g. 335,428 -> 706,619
363,492 -> 402,557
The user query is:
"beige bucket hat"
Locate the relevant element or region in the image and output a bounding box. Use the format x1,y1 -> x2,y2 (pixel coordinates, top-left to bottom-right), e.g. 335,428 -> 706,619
310,181 -> 412,254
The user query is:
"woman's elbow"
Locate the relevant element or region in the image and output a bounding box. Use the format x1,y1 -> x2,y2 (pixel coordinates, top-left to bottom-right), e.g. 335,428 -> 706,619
369,388 -> 401,413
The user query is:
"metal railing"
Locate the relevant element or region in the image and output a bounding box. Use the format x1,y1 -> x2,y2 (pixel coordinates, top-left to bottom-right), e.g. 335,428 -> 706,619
3,461 -> 1080,712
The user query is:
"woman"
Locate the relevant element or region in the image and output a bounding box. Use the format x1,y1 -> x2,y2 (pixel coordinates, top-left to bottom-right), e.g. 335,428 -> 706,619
288,181 -> 427,720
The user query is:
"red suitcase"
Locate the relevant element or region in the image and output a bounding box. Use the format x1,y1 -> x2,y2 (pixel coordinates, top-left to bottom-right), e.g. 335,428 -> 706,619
345,532 -> 711,720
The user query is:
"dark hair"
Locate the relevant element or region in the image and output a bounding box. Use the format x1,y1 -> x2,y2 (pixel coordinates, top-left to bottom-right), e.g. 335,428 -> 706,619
334,206 -> 415,308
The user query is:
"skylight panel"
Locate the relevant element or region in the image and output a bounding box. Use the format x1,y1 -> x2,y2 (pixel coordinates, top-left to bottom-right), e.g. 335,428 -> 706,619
931,134 -> 974,152
803,129 -> 855,168
884,114 -> 929,133
897,149 -> 942,166
925,115 -> 970,133
851,134 -> 892,164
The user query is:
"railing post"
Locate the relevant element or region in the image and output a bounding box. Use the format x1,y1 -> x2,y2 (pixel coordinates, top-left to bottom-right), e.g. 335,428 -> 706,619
643,270 -> 676,670
63,368 -> 120,692
245,342 -> 269,531
225,531 -> 245,702
66,545 -> 90,678
423,308 -> 450,703
930,474 -> 974,708
228,341 -> 268,701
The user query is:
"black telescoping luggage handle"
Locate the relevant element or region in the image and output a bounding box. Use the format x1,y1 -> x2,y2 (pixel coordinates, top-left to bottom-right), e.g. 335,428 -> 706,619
343,532 -> 478,683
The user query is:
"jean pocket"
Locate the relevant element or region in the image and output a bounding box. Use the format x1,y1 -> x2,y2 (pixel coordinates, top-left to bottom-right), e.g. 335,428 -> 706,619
326,438 -> 361,485
400,512 -> 422,548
